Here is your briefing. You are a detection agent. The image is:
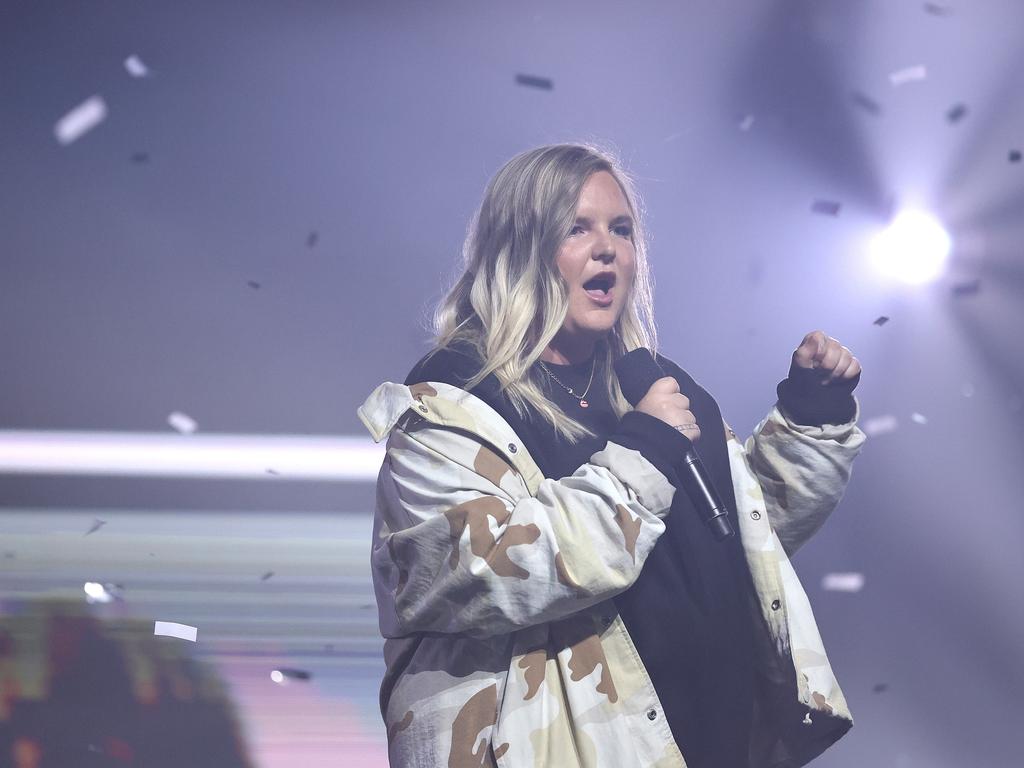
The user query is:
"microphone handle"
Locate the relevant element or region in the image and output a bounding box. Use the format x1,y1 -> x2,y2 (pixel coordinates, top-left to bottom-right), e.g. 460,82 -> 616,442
680,449 -> 734,541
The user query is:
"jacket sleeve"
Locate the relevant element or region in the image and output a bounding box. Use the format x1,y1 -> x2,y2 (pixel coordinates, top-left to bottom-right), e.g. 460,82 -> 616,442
740,402 -> 866,556
371,418 -> 677,639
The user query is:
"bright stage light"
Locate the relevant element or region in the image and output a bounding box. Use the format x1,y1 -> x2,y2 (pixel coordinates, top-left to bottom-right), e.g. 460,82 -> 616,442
869,210 -> 951,284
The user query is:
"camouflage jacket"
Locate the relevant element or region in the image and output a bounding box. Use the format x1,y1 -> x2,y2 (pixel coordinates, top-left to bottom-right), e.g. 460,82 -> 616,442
358,378 -> 866,768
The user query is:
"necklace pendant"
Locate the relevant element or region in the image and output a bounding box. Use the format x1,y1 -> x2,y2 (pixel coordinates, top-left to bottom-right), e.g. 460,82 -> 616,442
567,388 -> 574,395
579,399 -> 589,408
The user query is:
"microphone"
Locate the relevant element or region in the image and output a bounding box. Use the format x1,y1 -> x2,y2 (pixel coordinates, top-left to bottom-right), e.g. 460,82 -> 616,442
614,348 -> 735,541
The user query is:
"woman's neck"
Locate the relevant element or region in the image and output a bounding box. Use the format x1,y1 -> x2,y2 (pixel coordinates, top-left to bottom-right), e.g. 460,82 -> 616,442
540,334 -> 599,365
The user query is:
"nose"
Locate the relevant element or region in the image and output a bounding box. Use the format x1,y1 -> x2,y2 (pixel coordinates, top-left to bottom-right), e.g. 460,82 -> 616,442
592,230 -> 616,263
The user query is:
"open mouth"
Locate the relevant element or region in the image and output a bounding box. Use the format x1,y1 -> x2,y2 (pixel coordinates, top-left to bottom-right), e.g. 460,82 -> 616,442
583,273 -> 615,304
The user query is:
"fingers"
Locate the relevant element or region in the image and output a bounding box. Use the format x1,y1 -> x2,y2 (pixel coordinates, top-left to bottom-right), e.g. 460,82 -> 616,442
793,330 -> 829,369
794,330 -> 862,383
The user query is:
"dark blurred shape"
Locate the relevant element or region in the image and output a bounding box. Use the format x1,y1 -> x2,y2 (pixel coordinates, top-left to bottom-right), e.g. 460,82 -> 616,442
260,571 -> 274,581
246,280 -> 261,290
873,316 -> 890,326
811,199 -> 842,216
850,90 -> 882,116
306,230 -> 319,248
872,683 -> 890,693
84,519 -> 106,537
129,152 -> 149,164
1010,149 -> 1022,163
923,2 -> 952,16
275,668 -> 311,681
946,103 -> 968,123
0,600 -> 254,768
952,278 -> 981,296
514,73 -> 553,90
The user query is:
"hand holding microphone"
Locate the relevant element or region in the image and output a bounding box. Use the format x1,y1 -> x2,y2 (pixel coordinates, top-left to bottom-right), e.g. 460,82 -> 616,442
615,349 -> 734,541
633,375 -> 703,444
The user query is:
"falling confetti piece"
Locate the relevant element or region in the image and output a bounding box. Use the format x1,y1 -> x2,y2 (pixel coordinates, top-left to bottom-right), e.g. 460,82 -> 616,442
54,95 -> 108,145
738,114 -> 755,131
247,280 -> 262,290
130,152 -> 149,164
873,316 -> 890,326
863,415 -> 898,436
124,54 -> 150,77
811,199 -> 841,216
266,468 -> 280,476
851,90 -> 882,116
923,2 -> 952,15
961,382 -> 975,398
889,65 -> 927,87
910,412 -> 928,425
4,551 -> 16,559
946,103 -> 968,123
275,668 -> 312,681
1010,150 -> 1022,163
154,621 -> 197,642
84,518 -> 107,536
822,572 -> 865,592
306,231 -> 319,248
360,603 -> 375,610
261,571 -> 275,581
515,73 -> 553,90
872,683 -> 890,693
951,278 -> 981,296
167,411 -> 198,434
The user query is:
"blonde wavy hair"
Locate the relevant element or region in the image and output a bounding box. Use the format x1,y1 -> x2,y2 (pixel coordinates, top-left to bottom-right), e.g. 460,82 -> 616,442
427,143 -> 659,443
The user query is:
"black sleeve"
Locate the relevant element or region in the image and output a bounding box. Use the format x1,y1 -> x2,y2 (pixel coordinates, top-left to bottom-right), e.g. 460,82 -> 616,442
776,361 -> 860,426
608,410 -> 689,488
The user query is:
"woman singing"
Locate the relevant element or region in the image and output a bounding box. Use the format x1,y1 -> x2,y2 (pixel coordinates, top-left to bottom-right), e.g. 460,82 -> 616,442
358,144 -> 866,767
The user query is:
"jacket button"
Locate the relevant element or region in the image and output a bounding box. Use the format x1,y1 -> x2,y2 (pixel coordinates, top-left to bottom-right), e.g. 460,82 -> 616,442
751,510 -> 761,520
771,599 -> 781,611
417,405 -> 428,413
508,443 -> 518,453
647,708 -> 658,721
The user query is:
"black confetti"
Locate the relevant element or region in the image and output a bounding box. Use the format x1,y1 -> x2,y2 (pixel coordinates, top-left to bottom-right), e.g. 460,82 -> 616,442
873,316 -> 890,326
952,278 -> 981,296
306,230 -> 319,248
266,468 -> 280,476
923,2 -> 952,15
84,518 -> 107,536
811,199 -> 842,216
851,90 -> 882,116
247,280 -> 261,290
276,667 -> 312,681
872,683 -> 889,693
515,73 -> 553,90
1009,149 -> 1022,163
261,571 -> 275,581
130,151 -> 150,164
946,103 -> 968,124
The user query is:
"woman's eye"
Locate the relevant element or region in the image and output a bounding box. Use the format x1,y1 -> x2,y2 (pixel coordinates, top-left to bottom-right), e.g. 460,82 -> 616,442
568,224 -> 584,236
614,225 -> 633,237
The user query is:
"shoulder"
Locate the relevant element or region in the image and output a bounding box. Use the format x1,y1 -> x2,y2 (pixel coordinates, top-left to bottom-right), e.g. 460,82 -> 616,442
405,341 -> 500,396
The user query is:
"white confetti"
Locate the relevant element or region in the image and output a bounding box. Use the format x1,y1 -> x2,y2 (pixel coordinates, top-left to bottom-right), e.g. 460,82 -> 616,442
910,412 -> 928,425
738,114 -> 755,132
822,572 -> 865,592
124,54 -> 150,77
889,65 -> 927,86
167,411 -> 198,434
862,414 -> 898,436
154,621 -> 197,642
84,582 -> 113,603
54,95 -> 107,145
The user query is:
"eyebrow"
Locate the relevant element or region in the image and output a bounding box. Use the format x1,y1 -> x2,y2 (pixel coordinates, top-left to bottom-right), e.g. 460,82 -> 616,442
574,214 -> 634,226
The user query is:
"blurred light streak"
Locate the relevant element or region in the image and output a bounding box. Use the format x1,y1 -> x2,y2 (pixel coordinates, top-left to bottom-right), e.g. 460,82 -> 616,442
0,431 -> 384,479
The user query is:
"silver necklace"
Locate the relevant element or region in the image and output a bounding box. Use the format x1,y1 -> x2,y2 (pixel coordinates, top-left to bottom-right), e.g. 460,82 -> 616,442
538,357 -> 596,408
